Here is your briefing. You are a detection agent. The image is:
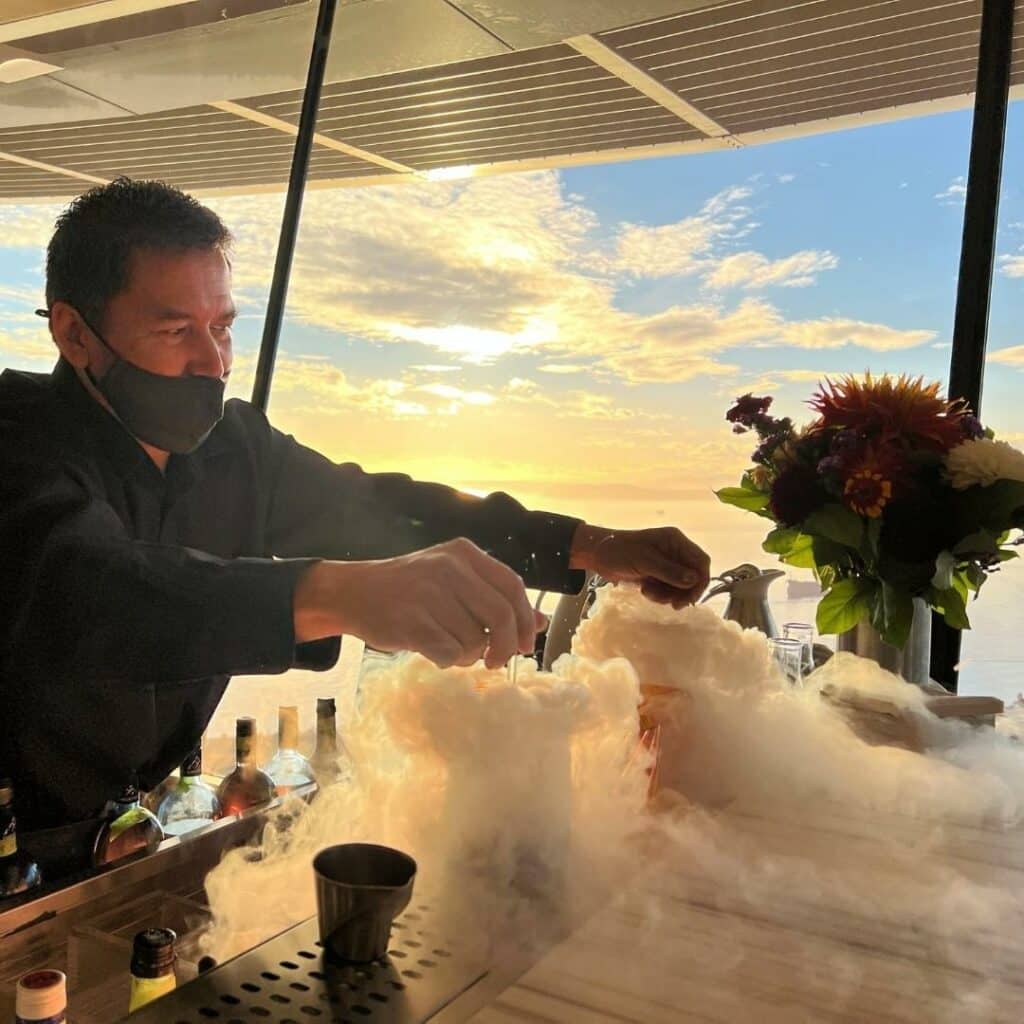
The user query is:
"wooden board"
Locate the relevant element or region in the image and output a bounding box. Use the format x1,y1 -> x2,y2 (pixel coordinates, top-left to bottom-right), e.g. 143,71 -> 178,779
467,808 -> 1024,1024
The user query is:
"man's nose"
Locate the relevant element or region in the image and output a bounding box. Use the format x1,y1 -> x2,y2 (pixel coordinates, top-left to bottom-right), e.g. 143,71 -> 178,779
188,327 -> 231,378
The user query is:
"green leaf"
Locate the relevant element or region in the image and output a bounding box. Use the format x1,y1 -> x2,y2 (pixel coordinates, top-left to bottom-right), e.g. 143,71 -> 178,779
964,563 -> 986,594
816,577 -> 876,636
781,534 -> 817,569
870,582 -> 915,649
804,504 -> 865,551
931,550 -> 956,590
929,585 -> 971,630
865,518 -> 883,560
763,526 -> 799,554
951,480 -> 1024,534
715,487 -> 770,513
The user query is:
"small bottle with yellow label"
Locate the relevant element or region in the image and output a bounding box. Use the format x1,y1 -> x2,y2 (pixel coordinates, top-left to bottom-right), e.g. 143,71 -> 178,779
128,928 -> 177,1014
0,778 -> 41,900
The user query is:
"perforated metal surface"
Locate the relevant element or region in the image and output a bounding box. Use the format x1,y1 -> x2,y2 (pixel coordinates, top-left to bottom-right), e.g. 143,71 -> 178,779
124,904 -> 488,1024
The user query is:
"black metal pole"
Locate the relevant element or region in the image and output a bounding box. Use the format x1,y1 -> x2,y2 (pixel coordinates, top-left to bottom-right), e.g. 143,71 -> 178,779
251,0 -> 338,412
931,0 -> 1016,691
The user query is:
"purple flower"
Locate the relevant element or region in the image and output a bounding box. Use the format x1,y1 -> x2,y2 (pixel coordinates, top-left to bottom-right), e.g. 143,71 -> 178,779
960,414 -> 985,440
817,455 -> 844,475
832,429 -> 860,453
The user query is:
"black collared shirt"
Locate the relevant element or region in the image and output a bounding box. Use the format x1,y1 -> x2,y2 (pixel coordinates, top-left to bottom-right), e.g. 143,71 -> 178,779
0,359 -> 584,831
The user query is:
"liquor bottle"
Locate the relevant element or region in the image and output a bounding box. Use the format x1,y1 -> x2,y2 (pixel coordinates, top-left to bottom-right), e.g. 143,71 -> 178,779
15,969 -> 66,1023
263,705 -> 315,795
157,745 -> 221,836
92,774 -> 165,867
0,778 -> 41,899
127,928 -> 177,1014
216,717 -> 275,815
310,697 -> 351,786
142,769 -> 178,814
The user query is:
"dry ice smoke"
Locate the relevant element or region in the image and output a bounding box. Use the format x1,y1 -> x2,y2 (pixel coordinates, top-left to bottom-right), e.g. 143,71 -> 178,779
203,586 -> 1024,1019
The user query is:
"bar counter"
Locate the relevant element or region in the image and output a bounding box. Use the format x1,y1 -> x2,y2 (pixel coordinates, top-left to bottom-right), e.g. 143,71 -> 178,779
17,798 -> 1012,1024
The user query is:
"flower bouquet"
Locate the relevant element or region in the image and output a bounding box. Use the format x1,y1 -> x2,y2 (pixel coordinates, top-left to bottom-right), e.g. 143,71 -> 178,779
717,375 -> 1024,648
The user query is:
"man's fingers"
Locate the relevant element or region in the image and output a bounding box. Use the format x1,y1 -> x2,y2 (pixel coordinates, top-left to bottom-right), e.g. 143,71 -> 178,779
458,542 -> 536,654
430,600 -> 489,667
643,551 -> 700,590
452,575 -> 520,669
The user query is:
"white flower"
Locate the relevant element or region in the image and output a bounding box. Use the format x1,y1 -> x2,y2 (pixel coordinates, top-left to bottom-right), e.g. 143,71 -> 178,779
945,437 -> 1024,489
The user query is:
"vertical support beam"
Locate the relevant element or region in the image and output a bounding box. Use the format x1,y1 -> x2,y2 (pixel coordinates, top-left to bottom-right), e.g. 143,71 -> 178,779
251,0 -> 337,412
931,0 -> 1016,691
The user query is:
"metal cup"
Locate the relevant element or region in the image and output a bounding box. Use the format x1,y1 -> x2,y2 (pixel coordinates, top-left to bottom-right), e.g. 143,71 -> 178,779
312,843 -> 417,963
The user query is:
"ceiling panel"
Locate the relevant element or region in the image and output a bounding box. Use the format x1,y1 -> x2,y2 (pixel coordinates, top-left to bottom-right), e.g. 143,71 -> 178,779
241,42 -> 699,172
595,0 -> 1006,135
0,157 -> 79,198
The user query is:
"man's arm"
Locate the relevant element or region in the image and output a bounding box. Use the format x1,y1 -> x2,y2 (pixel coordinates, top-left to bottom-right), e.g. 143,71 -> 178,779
263,427 -> 586,595
1,440 -> 321,684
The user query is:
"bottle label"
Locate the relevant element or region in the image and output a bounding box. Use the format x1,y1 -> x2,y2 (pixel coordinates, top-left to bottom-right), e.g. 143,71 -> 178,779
181,747 -> 203,777
0,832 -> 17,858
128,973 -> 176,1014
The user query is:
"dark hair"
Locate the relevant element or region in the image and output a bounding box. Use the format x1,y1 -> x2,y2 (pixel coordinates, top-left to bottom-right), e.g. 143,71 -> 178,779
45,177 -> 232,328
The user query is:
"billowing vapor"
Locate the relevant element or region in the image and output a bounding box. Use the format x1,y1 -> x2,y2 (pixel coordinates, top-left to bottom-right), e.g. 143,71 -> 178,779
202,586 -> 1024,1019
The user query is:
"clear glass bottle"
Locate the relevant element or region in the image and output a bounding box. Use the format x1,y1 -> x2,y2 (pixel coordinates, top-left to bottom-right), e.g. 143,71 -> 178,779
216,717 -> 275,815
157,745 -> 221,836
142,769 -> 178,814
0,778 -> 41,899
310,697 -> 352,787
92,775 -> 165,867
15,969 -> 67,1023
263,705 -> 316,795
128,927 -> 177,1014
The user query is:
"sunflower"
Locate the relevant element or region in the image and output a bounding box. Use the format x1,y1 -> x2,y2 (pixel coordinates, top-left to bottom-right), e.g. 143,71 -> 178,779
809,374 -> 971,453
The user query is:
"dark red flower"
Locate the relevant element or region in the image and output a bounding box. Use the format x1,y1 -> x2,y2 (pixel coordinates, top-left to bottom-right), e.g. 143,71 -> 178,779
769,463 -> 825,526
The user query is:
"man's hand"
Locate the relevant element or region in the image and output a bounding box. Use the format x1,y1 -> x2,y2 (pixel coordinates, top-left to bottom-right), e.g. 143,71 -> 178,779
294,538 -> 545,670
570,524 -> 711,609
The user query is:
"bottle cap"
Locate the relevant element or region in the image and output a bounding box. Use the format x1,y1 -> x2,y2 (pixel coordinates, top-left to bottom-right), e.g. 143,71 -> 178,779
131,928 -> 177,978
236,717 -> 256,738
317,698 -> 336,716
16,969 -> 67,1019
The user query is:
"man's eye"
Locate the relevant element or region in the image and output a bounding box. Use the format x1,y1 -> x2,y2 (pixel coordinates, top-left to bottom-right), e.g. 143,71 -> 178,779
163,327 -> 188,337
213,324 -> 233,333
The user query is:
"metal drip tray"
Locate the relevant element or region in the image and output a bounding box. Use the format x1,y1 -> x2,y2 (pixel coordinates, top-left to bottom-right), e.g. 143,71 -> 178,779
123,904 -> 489,1023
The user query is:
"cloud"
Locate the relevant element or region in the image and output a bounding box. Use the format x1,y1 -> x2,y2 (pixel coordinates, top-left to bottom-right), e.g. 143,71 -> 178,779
999,251 -> 1024,278
935,176 -> 967,205
0,326 -> 55,367
777,174 -> 796,184
613,186 -> 753,278
537,364 -> 591,374
779,318 -> 933,351
704,249 -> 838,289
988,345 -> 1024,367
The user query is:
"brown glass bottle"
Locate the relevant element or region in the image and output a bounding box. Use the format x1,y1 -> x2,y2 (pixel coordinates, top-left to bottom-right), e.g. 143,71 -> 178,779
216,718 -> 275,815
0,779 -> 41,899
92,775 -> 165,867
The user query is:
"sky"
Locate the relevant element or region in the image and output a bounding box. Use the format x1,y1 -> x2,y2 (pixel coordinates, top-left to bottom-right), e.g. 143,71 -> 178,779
1,100 -> 1022,539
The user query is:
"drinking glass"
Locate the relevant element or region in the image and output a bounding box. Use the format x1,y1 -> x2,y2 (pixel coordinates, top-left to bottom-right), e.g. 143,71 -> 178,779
768,638 -> 804,687
782,622 -> 815,676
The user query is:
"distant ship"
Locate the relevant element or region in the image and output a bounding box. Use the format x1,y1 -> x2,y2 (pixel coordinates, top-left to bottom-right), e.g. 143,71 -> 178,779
787,579 -> 821,598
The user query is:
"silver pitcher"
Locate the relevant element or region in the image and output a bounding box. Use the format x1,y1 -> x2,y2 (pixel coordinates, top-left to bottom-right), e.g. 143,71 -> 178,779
701,564 -> 785,637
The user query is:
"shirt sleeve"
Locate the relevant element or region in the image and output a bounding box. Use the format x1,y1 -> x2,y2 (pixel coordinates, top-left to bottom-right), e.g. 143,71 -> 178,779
1,441 -> 329,685
263,427 -> 587,595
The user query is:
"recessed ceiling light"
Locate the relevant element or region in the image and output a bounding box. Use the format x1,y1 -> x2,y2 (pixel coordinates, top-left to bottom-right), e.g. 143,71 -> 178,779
0,58 -> 63,85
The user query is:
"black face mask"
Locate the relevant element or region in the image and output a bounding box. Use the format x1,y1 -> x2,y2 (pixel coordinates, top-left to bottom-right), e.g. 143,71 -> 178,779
37,307 -> 226,454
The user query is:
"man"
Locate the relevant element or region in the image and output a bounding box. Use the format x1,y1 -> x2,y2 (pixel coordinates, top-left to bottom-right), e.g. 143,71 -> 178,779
0,178 -> 710,877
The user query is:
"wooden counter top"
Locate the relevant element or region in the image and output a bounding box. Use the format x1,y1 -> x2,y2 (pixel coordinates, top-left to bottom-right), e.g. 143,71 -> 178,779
466,806 -> 1024,1024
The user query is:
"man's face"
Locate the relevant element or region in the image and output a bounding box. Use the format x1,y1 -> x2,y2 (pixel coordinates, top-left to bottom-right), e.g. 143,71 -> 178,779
86,246 -> 235,381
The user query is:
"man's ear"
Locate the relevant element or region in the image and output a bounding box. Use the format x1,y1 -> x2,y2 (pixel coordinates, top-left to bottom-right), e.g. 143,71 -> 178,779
48,301 -> 90,369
